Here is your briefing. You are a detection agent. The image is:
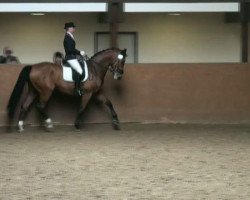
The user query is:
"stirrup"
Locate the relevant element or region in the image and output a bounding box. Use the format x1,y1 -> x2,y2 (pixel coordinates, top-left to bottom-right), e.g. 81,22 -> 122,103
74,88 -> 81,96
79,88 -> 84,96
74,88 -> 84,96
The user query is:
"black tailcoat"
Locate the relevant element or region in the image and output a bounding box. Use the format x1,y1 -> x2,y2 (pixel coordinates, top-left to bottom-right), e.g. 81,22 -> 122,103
63,33 -> 80,60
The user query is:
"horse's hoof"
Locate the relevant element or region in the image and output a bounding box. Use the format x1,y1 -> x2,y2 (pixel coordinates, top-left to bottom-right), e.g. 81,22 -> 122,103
113,125 -> 120,130
18,121 -> 24,133
45,118 -> 53,129
18,128 -> 24,133
74,123 -> 81,130
45,127 -> 54,132
74,128 -> 81,132
112,119 -> 120,130
46,124 -> 54,129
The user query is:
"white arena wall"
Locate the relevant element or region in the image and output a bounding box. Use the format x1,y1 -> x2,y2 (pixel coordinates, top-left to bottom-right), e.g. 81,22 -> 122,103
0,12 -> 248,63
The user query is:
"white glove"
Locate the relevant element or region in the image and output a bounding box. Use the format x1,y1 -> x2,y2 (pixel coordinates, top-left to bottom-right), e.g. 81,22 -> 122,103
80,51 -> 85,56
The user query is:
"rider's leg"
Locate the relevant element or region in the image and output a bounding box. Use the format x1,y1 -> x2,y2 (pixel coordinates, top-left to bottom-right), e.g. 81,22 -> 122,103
67,59 -> 83,96
74,73 -> 81,96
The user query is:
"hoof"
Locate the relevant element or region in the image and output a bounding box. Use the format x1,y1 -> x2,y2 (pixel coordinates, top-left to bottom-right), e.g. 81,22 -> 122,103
18,128 -> 24,133
45,126 -> 54,132
18,121 -> 24,133
113,124 -> 120,130
74,123 -> 81,130
46,124 -> 54,129
45,118 -> 54,129
74,128 -> 81,132
112,119 -> 120,130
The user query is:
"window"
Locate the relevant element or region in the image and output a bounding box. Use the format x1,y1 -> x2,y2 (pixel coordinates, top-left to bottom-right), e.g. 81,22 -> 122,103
94,32 -> 138,63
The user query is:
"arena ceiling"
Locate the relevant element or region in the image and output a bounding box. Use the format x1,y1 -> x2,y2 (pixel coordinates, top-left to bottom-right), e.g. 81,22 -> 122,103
0,0 -> 247,62
0,1 -> 242,13
0,0 -> 243,2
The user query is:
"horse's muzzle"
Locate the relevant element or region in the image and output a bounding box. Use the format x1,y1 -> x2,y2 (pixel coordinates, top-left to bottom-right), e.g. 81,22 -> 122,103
114,72 -> 122,80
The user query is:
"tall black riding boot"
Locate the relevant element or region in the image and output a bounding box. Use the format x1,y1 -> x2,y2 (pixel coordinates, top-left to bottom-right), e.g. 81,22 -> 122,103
74,74 -> 82,96
77,76 -> 84,95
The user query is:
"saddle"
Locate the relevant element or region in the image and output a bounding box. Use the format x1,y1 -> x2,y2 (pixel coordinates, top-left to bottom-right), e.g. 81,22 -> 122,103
62,60 -> 89,83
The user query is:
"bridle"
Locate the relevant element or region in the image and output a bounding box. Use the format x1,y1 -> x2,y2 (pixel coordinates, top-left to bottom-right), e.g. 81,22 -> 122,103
84,51 -> 125,74
109,54 -> 124,74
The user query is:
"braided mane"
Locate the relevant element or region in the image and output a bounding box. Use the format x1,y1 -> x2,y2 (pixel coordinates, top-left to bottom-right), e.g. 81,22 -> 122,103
90,48 -> 120,60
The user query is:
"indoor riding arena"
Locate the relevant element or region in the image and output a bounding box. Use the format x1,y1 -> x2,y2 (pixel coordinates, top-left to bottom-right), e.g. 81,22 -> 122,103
1,1 -> 250,200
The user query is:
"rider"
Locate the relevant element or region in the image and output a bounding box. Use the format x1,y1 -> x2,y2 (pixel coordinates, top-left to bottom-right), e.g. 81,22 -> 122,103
63,22 -> 85,96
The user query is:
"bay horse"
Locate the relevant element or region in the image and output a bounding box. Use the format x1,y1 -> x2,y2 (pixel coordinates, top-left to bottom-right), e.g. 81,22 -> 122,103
7,48 -> 127,132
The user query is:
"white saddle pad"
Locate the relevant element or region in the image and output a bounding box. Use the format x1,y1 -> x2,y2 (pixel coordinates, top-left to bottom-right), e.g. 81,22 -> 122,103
62,61 -> 89,82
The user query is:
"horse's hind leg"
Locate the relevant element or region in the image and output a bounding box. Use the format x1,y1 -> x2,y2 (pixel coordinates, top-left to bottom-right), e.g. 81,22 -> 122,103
95,93 -> 120,130
36,90 -> 53,130
18,85 -> 37,132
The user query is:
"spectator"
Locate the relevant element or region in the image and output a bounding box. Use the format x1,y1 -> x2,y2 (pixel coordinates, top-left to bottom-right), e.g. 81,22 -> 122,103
0,47 -> 20,64
53,51 -> 64,65
0,49 -> 6,64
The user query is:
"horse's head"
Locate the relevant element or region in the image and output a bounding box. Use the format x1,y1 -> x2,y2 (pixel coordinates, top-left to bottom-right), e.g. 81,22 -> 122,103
109,49 -> 127,80
90,48 -> 127,80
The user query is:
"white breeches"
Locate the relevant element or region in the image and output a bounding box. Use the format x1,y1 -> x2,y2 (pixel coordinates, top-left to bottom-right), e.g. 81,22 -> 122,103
67,59 -> 83,74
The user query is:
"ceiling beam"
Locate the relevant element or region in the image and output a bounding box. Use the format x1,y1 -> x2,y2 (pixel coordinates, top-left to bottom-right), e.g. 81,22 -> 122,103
109,2 -> 122,48
225,2 -> 250,23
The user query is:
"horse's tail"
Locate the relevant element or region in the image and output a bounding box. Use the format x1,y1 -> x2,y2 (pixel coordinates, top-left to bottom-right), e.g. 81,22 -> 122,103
7,65 -> 32,119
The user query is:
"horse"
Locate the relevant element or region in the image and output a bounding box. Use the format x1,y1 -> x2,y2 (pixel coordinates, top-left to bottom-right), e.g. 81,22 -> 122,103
7,48 -> 127,132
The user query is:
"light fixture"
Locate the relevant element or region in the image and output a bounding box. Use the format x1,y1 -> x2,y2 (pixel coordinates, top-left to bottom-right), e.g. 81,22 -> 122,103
168,13 -> 181,16
0,3 -> 107,12
30,13 -> 45,16
124,3 -> 239,13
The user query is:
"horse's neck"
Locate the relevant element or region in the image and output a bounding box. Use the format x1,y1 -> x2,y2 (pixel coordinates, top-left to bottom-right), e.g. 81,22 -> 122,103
95,51 -> 113,66
92,53 -> 113,79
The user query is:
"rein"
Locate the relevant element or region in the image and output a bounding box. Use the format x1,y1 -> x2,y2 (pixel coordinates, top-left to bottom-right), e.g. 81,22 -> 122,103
89,54 -> 124,74
78,49 -> 125,75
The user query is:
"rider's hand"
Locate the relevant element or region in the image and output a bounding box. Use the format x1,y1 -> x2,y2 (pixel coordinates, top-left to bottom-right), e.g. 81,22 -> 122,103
84,54 -> 89,60
80,51 -> 85,56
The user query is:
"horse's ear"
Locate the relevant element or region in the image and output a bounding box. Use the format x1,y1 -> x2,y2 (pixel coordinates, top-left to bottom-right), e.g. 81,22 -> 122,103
121,49 -> 127,57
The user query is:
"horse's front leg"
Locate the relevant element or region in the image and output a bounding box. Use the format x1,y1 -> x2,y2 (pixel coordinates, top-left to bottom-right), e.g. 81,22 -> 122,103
74,92 -> 92,130
95,93 -> 120,130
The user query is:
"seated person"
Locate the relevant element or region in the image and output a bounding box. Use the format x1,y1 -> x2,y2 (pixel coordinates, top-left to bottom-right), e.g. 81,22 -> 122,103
0,47 -> 20,64
0,52 -> 5,64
